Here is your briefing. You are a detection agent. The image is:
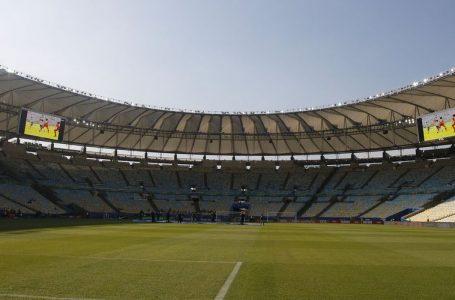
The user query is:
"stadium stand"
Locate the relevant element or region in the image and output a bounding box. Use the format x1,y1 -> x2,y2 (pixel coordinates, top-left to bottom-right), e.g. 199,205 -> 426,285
0,183 -> 65,214
105,192 -> 153,213
54,189 -> 114,213
1,66 -> 455,223
199,195 -> 233,216
408,196 -> 455,222
322,195 -> 381,218
437,214 -> 455,222
1,141 -> 455,221
0,194 -> 34,214
363,193 -> 437,219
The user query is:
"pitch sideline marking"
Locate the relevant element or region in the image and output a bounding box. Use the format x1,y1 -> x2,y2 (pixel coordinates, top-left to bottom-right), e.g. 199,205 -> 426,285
214,261 -> 243,300
0,293 -> 105,300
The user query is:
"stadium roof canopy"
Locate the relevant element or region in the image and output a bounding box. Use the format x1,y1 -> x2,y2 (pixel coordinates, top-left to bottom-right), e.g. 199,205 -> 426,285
1,65 -> 455,156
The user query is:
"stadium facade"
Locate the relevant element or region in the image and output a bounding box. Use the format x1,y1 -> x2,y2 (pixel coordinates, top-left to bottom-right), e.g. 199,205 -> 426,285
0,65 -> 455,223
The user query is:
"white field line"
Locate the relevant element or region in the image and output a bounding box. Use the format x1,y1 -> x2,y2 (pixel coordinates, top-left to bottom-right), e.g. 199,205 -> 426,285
0,293 -> 105,300
214,261 -> 243,300
3,253 -> 236,264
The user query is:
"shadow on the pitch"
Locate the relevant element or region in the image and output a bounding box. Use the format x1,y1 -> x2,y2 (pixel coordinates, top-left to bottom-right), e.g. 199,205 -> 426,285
0,218 -> 128,233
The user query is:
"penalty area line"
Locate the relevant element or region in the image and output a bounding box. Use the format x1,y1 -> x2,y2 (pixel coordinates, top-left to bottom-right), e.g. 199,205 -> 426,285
214,261 -> 242,300
0,293 -> 105,300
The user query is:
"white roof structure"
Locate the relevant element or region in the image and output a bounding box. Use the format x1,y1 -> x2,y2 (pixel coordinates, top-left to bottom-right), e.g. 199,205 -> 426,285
0,66 -> 454,155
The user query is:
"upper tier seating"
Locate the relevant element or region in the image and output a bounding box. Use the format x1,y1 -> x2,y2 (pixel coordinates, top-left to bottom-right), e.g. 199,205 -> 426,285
92,166 -> 127,187
61,164 -> 101,184
233,172 -> 260,191
120,168 -> 155,187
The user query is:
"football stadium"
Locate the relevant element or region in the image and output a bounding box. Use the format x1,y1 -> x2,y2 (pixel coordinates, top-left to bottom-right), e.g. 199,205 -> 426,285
1,64 -> 455,299
2,2 -> 455,299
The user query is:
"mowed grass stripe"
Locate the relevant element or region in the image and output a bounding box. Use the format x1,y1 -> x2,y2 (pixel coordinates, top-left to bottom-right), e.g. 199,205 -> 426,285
2,253 -> 237,264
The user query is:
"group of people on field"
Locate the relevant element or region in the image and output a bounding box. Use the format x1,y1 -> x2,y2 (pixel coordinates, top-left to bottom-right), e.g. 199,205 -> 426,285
139,209 -> 218,223
1,208 -> 23,218
29,117 -> 61,137
427,115 -> 455,133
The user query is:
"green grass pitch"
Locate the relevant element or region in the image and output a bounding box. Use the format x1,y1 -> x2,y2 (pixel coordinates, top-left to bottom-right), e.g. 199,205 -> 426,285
1,219 -> 455,299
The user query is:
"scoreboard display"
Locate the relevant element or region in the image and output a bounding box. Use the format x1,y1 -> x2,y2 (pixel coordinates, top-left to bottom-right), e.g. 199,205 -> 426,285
417,107 -> 455,142
18,109 -> 66,142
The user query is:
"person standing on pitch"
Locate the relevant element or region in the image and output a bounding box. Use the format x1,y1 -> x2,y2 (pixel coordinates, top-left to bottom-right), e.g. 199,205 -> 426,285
166,209 -> 171,223
259,213 -> 265,226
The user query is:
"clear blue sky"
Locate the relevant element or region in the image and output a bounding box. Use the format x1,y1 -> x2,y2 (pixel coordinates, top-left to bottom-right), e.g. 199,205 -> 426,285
0,0 -> 454,112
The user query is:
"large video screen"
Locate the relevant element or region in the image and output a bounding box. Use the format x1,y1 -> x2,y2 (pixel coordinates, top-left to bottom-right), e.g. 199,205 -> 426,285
417,107 -> 455,142
18,109 -> 66,142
